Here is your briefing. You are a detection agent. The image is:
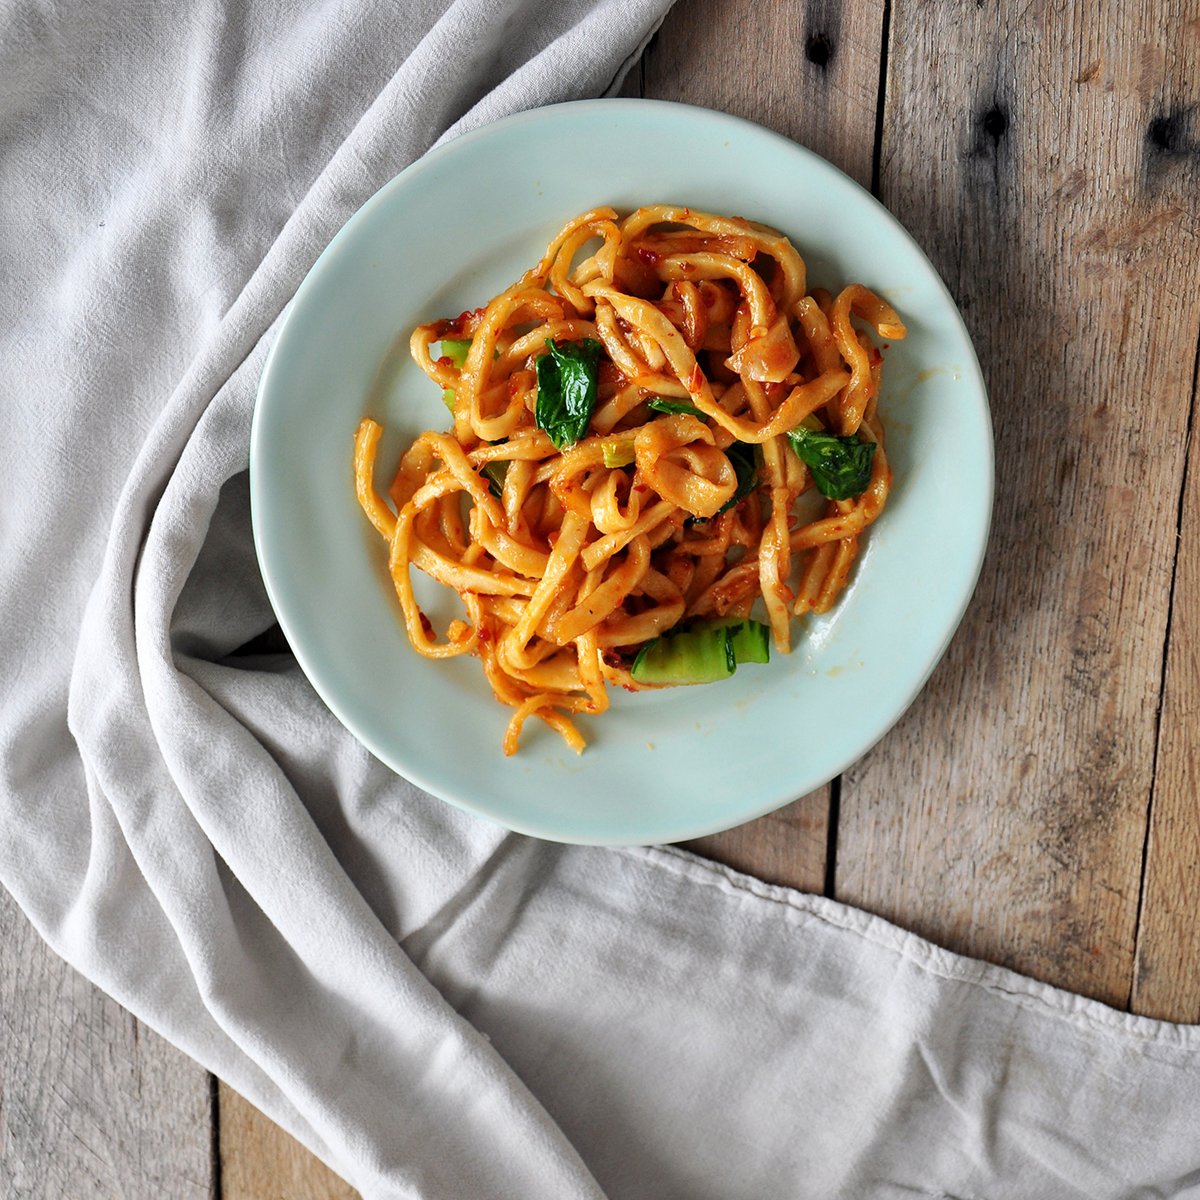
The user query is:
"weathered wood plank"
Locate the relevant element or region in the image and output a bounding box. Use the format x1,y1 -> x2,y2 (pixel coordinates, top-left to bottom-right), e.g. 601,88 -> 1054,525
1131,74 -> 1200,1008
834,0 -> 1200,1007
218,1082 -> 359,1200
0,890 -> 214,1198
649,0 -> 887,891
1133,363 -> 1200,1022
1126,3 -> 1200,1029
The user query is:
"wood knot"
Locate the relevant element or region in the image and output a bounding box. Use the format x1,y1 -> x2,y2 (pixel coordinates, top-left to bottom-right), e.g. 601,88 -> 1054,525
805,32 -> 834,69
982,106 -> 1009,143
1146,111 -> 1190,156
1143,107 -> 1198,192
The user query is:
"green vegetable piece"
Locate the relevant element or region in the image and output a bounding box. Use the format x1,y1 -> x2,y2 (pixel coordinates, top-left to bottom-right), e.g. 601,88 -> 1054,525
727,619 -> 770,664
601,435 -> 636,468
440,338 -> 472,367
629,618 -> 771,685
647,397 -> 705,417
439,337 -> 500,415
631,623 -> 736,685
535,339 -> 602,450
481,460 -> 508,498
786,426 -> 876,500
438,339 -> 471,413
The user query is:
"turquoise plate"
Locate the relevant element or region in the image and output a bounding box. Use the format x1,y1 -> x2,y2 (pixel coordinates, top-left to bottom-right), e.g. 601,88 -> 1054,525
251,99 -> 993,846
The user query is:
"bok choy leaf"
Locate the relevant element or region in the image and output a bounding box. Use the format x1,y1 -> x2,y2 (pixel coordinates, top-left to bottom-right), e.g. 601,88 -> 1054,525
535,339 -> 602,450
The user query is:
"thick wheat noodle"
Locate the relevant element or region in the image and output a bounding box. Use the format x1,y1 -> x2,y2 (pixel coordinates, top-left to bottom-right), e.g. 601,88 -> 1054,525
354,206 -> 905,753
830,286 -> 905,434
553,534 -> 651,644
814,532 -> 859,612
619,205 -> 807,308
501,511 -> 590,671
587,283 -> 851,443
590,470 -> 641,533
549,218 -> 622,312
658,253 -> 775,330
580,499 -> 677,572
354,419 -> 396,539
795,542 -> 838,614
743,377 -> 794,653
516,206 -> 619,288
594,567 -> 685,646
593,303 -> 649,378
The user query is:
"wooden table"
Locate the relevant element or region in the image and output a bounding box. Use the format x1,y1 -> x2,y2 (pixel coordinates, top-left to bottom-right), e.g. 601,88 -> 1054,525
4,1 -> 1199,1194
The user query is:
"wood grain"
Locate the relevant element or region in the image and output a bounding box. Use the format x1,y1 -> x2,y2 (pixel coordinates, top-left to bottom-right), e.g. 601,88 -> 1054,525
218,1083 -> 359,1200
833,1 -> 1200,1007
1126,7 -> 1200,1028
0,890 -> 214,1198
649,0 -> 888,891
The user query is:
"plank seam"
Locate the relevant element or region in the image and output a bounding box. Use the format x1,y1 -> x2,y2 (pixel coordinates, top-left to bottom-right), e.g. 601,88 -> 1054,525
824,775 -> 841,897
869,0 -> 893,199
210,1074 -> 223,1200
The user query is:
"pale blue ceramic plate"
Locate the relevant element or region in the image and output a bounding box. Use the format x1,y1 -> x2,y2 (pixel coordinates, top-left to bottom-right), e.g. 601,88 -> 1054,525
251,99 -> 992,846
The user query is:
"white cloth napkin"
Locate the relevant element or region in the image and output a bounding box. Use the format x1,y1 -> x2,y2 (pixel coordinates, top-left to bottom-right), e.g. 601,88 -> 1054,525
3,2 -> 1199,1197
